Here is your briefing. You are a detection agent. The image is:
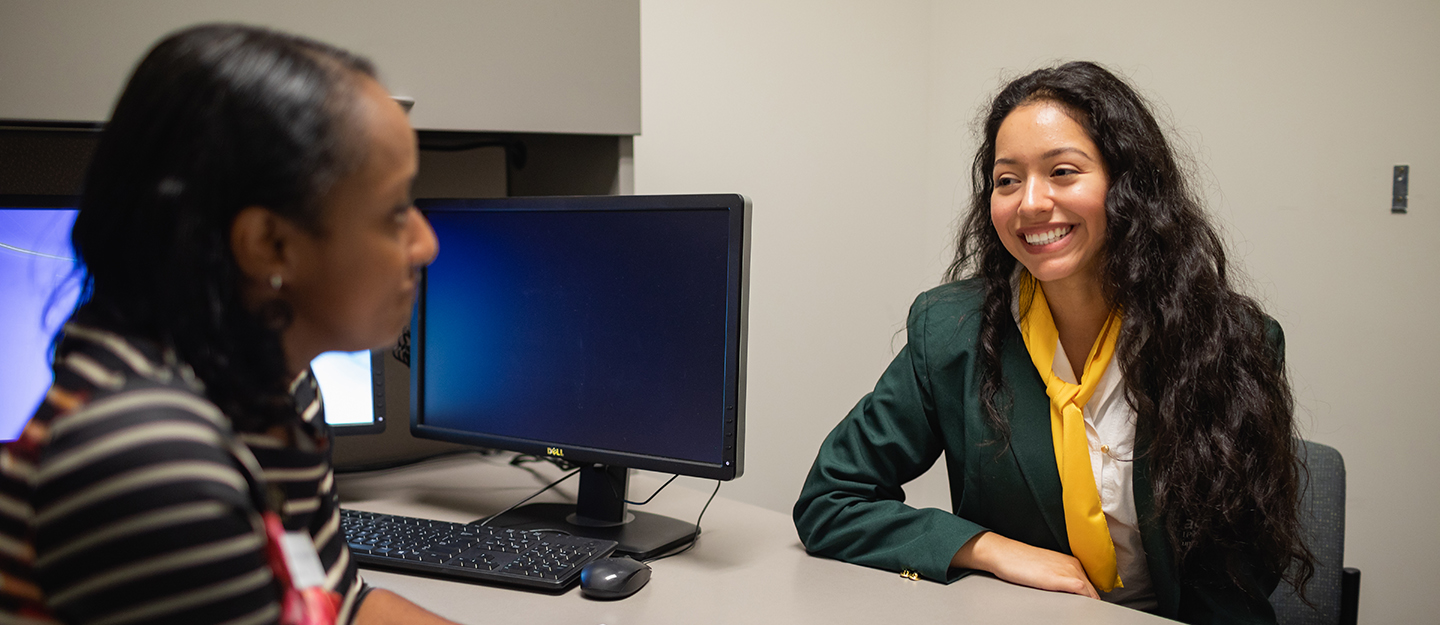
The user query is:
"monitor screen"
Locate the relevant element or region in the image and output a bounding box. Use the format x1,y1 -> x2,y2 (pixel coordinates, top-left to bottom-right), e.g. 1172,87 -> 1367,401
312,349 -> 386,436
0,199 -> 82,441
410,194 -> 749,558
0,197 -> 385,439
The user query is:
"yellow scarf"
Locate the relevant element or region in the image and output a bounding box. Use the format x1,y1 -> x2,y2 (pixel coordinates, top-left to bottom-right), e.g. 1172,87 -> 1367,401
1017,273 -> 1124,592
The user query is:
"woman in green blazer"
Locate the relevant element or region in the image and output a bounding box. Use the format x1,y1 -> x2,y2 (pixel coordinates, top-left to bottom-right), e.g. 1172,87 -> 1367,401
794,62 -> 1313,624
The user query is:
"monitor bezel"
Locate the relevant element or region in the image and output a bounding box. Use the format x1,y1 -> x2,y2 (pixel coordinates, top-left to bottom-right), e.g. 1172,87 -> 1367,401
0,194 -> 82,209
409,194 -> 749,481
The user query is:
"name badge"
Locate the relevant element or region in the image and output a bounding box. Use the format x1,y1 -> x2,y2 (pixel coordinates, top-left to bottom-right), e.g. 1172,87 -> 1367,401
279,531 -> 327,589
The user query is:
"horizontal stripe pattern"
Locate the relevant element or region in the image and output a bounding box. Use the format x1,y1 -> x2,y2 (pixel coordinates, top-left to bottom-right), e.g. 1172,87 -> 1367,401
34,461 -> 250,526
0,325 -> 365,623
87,567 -> 273,625
34,501 -> 230,569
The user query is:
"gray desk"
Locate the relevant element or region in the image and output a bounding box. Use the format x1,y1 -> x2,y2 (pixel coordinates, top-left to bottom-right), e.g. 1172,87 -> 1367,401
337,454 -> 1167,624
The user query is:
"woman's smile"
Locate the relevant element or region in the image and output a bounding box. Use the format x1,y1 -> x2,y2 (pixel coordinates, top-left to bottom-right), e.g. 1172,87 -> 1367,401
1022,224 -> 1075,247
989,101 -> 1109,290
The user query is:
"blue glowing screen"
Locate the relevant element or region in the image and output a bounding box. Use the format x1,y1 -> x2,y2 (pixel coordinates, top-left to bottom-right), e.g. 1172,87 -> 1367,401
0,208 -> 81,441
420,209 -> 731,464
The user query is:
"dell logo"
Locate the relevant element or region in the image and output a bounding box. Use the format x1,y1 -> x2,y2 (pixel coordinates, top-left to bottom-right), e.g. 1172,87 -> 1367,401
546,447 -> 564,457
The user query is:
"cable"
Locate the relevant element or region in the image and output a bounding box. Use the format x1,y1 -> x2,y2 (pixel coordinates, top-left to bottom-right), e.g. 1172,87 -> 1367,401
583,465 -> 678,506
625,474 -> 679,506
643,480 -> 721,563
476,467 -> 582,527
509,454 -> 578,472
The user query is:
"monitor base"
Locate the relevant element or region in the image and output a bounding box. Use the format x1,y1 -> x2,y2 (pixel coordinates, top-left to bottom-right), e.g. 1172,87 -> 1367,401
482,503 -> 697,560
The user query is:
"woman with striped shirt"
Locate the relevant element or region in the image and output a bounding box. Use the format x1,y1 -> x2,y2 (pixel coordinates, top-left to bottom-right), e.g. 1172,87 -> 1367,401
0,24 -> 455,624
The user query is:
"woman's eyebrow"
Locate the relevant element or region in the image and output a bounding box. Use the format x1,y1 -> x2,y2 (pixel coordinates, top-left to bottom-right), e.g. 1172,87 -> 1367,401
1043,146 -> 1095,161
995,147 -> 1096,167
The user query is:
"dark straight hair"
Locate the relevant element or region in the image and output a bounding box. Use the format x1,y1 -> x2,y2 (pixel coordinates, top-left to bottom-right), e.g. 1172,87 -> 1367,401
948,61 -> 1314,596
71,23 -> 376,432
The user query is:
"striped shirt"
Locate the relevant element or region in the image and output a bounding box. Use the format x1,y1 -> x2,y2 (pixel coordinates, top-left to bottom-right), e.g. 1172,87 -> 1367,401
0,324 -> 366,624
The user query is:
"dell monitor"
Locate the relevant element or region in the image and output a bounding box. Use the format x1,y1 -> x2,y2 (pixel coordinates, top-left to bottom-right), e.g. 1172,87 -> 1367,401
410,193 -> 749,559
0,195 -> 386,440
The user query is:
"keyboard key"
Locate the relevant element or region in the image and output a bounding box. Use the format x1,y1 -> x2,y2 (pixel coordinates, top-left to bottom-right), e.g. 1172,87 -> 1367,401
341,508 -> 618,591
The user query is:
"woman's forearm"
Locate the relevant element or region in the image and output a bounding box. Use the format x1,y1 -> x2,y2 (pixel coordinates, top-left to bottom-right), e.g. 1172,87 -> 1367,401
951,531 -> 1100,600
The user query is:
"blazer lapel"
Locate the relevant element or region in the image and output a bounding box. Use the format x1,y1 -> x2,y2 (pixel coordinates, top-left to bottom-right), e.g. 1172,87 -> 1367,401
1001,326 -> 1071,553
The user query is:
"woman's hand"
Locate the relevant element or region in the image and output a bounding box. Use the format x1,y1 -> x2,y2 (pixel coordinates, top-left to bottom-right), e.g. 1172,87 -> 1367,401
950,531 -> 1099,600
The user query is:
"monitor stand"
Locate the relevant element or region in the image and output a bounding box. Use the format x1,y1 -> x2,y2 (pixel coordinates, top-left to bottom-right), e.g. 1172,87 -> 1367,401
480,464 -> 698,560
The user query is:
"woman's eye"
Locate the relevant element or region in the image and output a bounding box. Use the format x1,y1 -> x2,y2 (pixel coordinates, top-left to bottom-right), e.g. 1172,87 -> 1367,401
995,176 -> 1019,188
1053,167 -> 1079,177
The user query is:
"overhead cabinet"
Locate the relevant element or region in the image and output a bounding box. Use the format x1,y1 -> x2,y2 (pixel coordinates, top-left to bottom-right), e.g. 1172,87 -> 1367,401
0,0 -> 640,135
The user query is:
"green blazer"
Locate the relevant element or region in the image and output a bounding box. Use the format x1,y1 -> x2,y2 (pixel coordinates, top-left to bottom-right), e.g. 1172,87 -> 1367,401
793,279 -> 1281,624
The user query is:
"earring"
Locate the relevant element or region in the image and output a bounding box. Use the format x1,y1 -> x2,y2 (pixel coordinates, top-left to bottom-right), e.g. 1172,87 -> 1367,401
269,274 -> 283,290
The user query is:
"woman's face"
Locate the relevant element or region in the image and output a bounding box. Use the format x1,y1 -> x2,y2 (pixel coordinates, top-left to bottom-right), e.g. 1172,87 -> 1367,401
989,101 -> 1109,291
283,77 -> 438,359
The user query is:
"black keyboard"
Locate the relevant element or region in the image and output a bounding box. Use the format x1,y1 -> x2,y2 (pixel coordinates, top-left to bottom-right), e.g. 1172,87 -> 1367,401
341,508 -> 618,591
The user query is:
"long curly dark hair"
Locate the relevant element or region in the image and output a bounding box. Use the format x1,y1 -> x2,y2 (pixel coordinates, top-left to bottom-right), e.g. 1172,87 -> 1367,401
70,24 -> 375,432
947,61 -> 1314,594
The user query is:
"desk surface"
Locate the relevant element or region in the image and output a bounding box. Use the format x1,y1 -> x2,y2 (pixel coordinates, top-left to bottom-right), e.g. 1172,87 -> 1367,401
337,453 -> 1168,625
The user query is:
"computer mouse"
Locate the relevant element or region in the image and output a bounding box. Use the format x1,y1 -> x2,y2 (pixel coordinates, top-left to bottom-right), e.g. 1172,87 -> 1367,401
579,556 -> 651,600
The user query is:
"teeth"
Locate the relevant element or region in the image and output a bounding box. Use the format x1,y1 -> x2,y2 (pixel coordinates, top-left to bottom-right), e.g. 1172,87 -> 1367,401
1024,226 -> 1072,246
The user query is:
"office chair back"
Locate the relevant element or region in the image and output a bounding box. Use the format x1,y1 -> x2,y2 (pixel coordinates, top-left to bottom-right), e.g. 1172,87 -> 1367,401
1269,439 -> 1359,625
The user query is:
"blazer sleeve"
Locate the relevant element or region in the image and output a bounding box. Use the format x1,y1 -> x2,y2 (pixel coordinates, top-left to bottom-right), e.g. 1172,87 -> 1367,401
793,293 -> 987,583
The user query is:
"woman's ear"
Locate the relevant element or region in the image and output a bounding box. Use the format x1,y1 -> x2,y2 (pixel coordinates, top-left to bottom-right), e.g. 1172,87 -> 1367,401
230,206 -> 292,292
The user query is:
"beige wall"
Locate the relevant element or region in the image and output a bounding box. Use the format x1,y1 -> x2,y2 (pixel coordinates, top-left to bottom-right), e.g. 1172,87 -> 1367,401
637,1 -> 1440,623
634,0 -> 943,511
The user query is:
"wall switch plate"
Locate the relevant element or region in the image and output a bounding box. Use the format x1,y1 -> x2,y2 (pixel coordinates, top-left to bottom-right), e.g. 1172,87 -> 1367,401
1393,165 -> 1409,213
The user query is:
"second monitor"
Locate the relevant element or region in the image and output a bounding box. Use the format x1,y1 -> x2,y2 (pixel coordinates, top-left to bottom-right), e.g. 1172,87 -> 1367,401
411,194 -> 749,559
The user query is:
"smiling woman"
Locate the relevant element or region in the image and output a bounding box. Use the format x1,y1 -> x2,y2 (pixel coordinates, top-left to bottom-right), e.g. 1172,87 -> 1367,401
989,104 -> 1109,287
0,24 -> 445,625
988,102 -> 1112,375
794,61 -> 1314,624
